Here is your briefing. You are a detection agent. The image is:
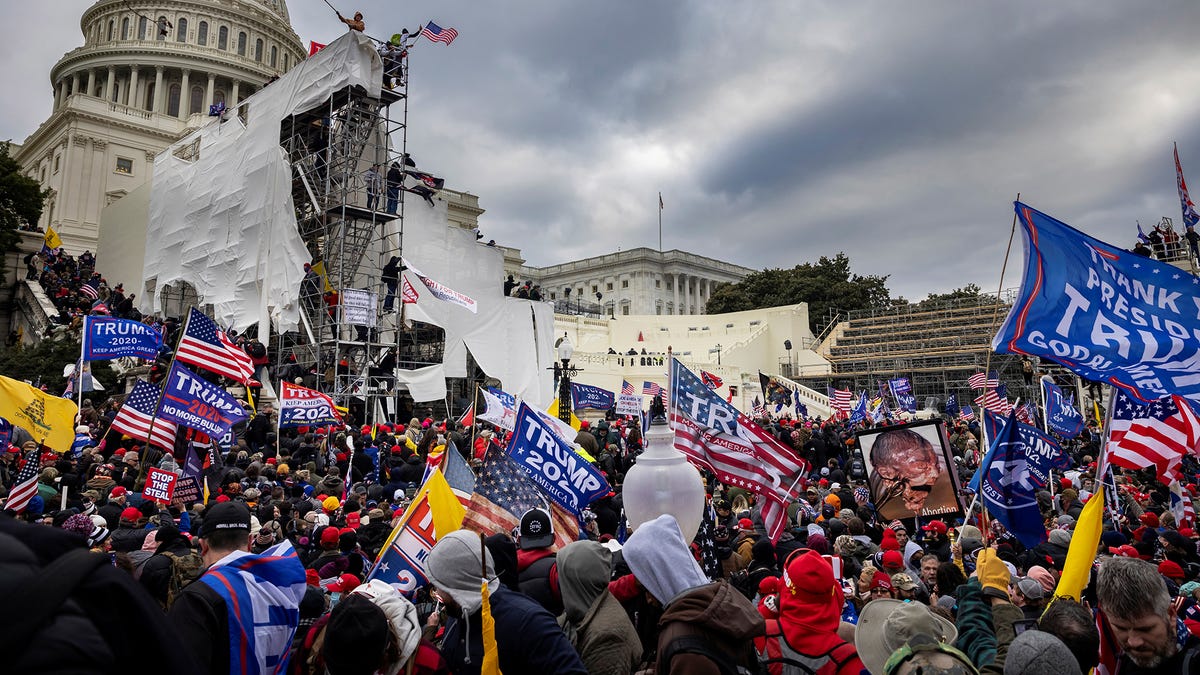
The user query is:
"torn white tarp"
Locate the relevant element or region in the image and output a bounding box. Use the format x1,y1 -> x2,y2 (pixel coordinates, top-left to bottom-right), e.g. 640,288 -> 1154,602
394,363 -> 448,403
141,32 -> 383,333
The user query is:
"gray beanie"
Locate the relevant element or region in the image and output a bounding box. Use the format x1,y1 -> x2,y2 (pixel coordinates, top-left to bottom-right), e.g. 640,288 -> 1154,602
1004,630 -> 1081,675
1048,529 -> 1072,547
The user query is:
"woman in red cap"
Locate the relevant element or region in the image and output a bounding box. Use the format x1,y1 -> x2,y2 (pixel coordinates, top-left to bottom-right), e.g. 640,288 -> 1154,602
766,550 -> 864,674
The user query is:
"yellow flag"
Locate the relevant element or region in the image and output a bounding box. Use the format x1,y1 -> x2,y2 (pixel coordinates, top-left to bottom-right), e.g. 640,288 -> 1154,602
43,227 -> 62,250
546,398 -> 582,431
310,260 -> 334,293
0,375 -> 78,451
480,578 -> 504,675
1053,483 -> 1104,601
420,468 -> 465,540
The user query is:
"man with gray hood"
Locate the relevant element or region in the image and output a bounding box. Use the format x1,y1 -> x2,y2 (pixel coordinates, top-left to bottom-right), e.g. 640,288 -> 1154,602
623,514 -> 765,675
557,540 -> 642,674
425,530 -> 587,675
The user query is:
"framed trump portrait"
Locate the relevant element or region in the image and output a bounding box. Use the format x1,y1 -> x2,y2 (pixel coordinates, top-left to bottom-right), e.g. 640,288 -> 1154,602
856,420 -> 964,521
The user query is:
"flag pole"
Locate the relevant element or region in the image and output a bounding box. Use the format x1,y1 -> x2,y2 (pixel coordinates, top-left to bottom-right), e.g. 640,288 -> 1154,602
77,317 -> 87,419
658,192 -> 663,252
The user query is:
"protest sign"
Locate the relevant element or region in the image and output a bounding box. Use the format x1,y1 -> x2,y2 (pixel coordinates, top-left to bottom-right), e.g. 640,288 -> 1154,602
143,468 -> 177,503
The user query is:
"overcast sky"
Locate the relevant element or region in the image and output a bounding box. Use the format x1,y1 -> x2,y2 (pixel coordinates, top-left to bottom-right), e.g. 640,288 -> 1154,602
5,1 -> 1200,300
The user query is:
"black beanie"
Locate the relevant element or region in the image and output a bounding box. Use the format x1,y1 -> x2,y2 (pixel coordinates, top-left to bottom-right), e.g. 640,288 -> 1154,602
322,594 -> 388,675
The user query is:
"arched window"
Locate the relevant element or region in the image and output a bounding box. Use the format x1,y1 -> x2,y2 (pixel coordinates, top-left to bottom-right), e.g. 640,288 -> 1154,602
121,17 -> 129,39
190,86 -> 203,115
270,45 -> 277,68
283,54 -> 289,70
197,21 -> 208,46
237,31 -> 246,56
218,26 -> 228,50
254,38 -> 263,62
138,16 -> 147,39
214,90 -> 225,105
167,83 -> 181,116
157,16 -> 168,40
107,20 -> 114,41
176,17 -> 187,42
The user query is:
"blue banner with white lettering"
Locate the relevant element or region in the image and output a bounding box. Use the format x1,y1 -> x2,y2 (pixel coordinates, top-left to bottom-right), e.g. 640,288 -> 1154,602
507,402 -> 610,515
979,410 -> 1066,548
82,316 -> 162,361
570,382 -> 615,411
889,377 -> 917,413
848,393 -> 868,424
994,203 -> 1200,404
1042,379 -> 1084,439
970,409 -> 1070,492
158,362 -> 249,440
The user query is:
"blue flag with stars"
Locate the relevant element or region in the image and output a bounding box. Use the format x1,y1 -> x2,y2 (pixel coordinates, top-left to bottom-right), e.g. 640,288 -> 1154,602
1043,379 -> 1084,439
945,394 -> 959,416
994,202 -> 1200,404
976,410 -> 1070,547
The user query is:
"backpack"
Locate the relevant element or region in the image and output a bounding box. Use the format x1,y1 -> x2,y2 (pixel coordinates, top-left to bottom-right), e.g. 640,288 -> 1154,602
162,550 -> 205,608
759,625 -> 859,675
729,568 -> 757,600
660,635 -> 766,675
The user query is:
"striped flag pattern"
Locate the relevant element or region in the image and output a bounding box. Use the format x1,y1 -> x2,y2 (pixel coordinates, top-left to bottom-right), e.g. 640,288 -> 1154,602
968,370 -> 1000,389
462,442 -> 577,550
827,387 -> 853,415
975,389 -> 1011,416
419,21 -> 458,45
643,381 -> 667,403
176,308 -> 254,383
1107,391 -> 1200,484
620,380 -> 636,396
959,405 -> 975,422
78,282 -> 99,300
5,450 -> 40,513
110,380 -> 178,451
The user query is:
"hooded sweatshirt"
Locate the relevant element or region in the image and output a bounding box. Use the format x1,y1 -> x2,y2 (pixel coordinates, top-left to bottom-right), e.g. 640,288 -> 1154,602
623,514 -> 708,605
557,541 -> 643,674
776,550 -> 864,674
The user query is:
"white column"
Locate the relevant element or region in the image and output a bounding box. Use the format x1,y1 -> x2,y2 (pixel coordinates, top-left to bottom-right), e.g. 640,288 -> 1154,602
231,79 -> 240,105
205,72 -> 215,110
53,80 -> 64,109
86,69 -> 96,97
153,66 -> 164,112
72,72 -> 81,98
681,274 -> 690,315
127,66 -> 139,107
178,69 -> 190,118
673,273 -> 680,315
104,66 -> 115,101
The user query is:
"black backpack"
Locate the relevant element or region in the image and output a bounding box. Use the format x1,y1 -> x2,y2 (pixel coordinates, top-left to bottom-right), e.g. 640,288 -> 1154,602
660,635 -> 765,675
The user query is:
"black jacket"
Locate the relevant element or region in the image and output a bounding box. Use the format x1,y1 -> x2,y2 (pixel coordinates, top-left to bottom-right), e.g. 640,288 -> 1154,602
167,573 -> 229,675
139,538 -> 196,607
440,587 -> 587,675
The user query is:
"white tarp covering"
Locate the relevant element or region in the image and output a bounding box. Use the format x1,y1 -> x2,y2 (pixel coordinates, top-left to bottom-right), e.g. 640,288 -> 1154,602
396,200 -> 555,406
393,363 -> 448,403
141,32 -> 383,333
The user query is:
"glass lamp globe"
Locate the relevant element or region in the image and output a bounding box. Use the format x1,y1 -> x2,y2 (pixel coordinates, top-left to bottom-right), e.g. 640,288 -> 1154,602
622,412 -> 705,542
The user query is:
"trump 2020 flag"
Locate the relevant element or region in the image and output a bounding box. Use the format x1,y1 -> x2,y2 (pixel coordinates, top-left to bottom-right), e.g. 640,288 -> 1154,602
158,362 -> 249,440
82,316 -> 162,361
889,377 -> 917,413
1043,379 -> 1084,439
278,381 -> 342,428
570,382 -> 615,411
479,386 -> 516,431
507,402 -> 610,516
994,202 -> 1200,404
979,412 -> 1051,547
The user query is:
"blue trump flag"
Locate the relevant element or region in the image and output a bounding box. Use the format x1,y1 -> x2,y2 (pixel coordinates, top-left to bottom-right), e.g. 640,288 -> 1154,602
970,410 -> 1069,494
570,382 -> 615,411
508,402 -> 610,516
82,316 -> 162,361
848,393 -> 868,424
1043,379 -> 1084,439
945,394 -> 960,416
994,202 -> 1200,404
889,377 -> 917,413
158,362 -> 249,440
979,411 -> 1064,548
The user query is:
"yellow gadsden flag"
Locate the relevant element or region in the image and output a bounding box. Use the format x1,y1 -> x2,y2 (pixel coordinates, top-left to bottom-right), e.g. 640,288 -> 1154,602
0,375 -> 78,451
43,226 -> 62,250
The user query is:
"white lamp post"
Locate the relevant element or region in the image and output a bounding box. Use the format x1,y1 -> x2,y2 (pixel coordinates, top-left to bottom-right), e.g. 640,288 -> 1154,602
622,400 -> 705,542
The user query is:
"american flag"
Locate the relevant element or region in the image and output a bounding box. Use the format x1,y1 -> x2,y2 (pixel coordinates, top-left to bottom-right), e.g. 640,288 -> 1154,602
78,282 -> 99,300
968,370 -> 1000,390
176,308 -> 254,383
670,359 -> 807,543
827,387 -> 853,415
700,371 -> 724,390
1171,481 -> 1195,530
461,441 -> 577,550
643,381 -> 667,403
620,380 -> 636,396
959,405 -> 975,421
751,396 -> 765,417
419,21 -> 458,45
5,450 -> 40,513
1107,390 -> 1200,483
110,380 -> 178,451
975,389 -> 1011,416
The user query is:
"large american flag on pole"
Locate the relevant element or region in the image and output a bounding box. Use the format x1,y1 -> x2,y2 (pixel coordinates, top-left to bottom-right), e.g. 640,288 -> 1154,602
620,380 -> 636,396
643,381 -> 667,403
670,358 -> 807,543
5,450 -> 40,513
827,387 -> 853,416
110,380 -> 178,451
975,389 -> 1012,416
1107,390 -> 1200,484
176,308 -> 255,383
461,441 -> 577,550
968,370 -> 1000,390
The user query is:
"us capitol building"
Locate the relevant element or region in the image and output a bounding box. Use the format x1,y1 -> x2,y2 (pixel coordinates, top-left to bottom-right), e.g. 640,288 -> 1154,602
13,0 -> 304,253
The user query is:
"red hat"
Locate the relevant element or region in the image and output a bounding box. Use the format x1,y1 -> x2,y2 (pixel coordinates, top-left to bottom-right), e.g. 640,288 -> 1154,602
120,507 -> 141,522
345,512 -> 361,529
216,495 -> 230,503
113,448 -> 127,457
1141,512 -> 1161,528
297,426 -> 310,434
266,457 -> 277,465
1108,545 -> 1140,558
869,570 -> 894,592
758,576 -> 780,596
1059,477 -> 1073,490
305,569 -> 320,587
109,486 -> 127,497
315,428 -> 328,436
320,527 -> 341,547
395,424 -> 406,433
738,518 -> 754,530
360,425 -> 372,436
881,550 -> 904,570
329,573 -> 360,593
780,550 -> 841,613
379,425 -> 392,434
580,420 -> 590,429
1182,528 -> 1197,539
390,445 -> 403,455
1159,560 -> 1186,581
922,520 -> 948,535
879,530 -> 900,551
818,478 -> 829,488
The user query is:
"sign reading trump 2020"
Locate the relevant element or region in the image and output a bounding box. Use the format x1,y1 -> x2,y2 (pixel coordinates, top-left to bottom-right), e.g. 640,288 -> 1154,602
82,316 -> 162,361
994,202 -> 1200,404
159,362 -> 248,440
279,381 -> 343,428
507,402 -> 610,515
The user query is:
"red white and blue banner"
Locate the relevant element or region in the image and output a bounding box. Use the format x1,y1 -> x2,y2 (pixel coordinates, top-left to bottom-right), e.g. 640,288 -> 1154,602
888,377 -> 917,413
570,382 -> 614,411
278,381 -> 343,428
366,490 -> 439,597
402,259 -> 476,313
479,386 -> 516,431
1042,379 -> 1084,439
82,316 -> 162,361
507,402 -> 610,516
158,362 -> 249,440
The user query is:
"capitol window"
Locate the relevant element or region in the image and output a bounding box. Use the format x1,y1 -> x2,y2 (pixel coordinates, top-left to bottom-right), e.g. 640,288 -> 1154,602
177,18 -> 187,42
167,84 -> 181,116
121,17 -> 129,40
255,38 -> 264,62
114,157 -> 133,175
107,20 -> 114,41
198,21 -> 208,46
270,45 -> 278,68
622,280 -> 629,288
237,31 -> 247,56
218,26 -> 228,50
138,16 -> 147,40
